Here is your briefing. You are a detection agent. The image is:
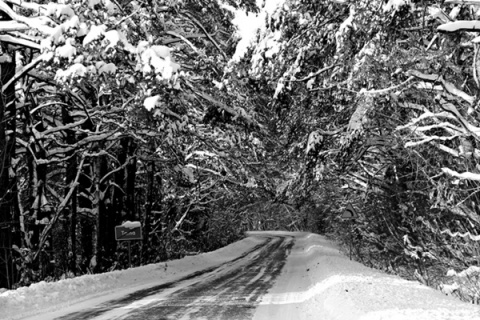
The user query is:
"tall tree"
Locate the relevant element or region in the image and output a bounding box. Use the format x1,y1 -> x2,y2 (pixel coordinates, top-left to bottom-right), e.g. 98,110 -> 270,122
0,43 -> 16,288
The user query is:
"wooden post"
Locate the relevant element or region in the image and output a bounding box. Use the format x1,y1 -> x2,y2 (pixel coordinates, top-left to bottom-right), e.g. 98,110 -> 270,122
128,241 -> 131,268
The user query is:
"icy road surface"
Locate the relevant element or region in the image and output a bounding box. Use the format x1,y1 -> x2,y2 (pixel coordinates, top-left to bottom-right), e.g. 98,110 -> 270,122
2,231 -> 480,320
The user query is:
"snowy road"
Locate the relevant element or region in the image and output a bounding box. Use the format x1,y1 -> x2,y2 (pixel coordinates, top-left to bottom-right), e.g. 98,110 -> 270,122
55,234 -> 293,320
3,231 -> 480,320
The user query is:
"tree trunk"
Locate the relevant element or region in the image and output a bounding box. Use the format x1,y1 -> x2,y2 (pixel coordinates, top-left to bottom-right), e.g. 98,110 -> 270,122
126,138 -> 137,221
62,101 -> 77,275
142,156 -> 155,263
0,47 -> 17,288
112,138 -> 127,223
94,153 -> 111,272
77,111 -> 94,274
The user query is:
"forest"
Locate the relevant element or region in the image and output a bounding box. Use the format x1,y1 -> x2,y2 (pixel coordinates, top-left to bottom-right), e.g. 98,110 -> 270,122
1,0 -> 480,304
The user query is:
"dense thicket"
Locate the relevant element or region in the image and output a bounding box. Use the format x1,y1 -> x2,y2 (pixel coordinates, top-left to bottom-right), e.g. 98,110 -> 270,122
237,0 -> 480,302
3,0 -> 480,303
0,0 -> 296,289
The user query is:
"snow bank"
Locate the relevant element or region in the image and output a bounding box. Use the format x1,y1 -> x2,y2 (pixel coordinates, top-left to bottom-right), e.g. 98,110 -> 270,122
0,236 -> 263,320
253,232 -> 480,320
447,266 -> 480,278
4,231 -> 479,320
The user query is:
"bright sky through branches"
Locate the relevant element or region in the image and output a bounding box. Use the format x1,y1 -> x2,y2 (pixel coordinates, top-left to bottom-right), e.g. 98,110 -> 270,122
227,0 -> 285,61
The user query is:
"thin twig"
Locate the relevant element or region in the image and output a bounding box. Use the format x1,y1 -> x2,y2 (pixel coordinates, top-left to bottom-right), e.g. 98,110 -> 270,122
474,43 -> 480,89
361,76 -> 415,96
165,31 -> 199,53
288,64 -> 337,82
181,12 -> 227,60
310,80 -> 348,92
2,53 -> 47,92
115,11 -> 136,27
33,155 -> 85,261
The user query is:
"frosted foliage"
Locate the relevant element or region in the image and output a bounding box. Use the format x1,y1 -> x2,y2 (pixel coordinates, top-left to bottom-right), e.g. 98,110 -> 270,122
383,0 -> 411,12
63,15 -> 80,31
226,0 -> 285,62
182,167 -> 195,183
88,0 -> 101,8
138,46 -> 178,80
306,131 -> 322,154
104,0 -> 119,14
50,26 -> 65,46
306,78 -> 314,90
103,30 -> 135,52
335,6 -> 355,56
250,31 -> 282,75
144,95 -> 160,111
55,63 -> 95,81
83,25 -> 107,46
273,81 -> 284,99
152,45 -> 171,59
77,22 -> 89,37
45,3 -> 75,19
97,62 -> 117,75
55,39 -> 76,61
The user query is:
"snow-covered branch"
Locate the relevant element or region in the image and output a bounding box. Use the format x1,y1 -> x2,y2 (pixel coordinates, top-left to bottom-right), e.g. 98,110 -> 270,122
0,34 -> 40,50
438,21 -> 480,33
444,0 -> 480,5
396,111 -> 457,131
404,134 -> 460,148
436,144 -> 460,157
441,229 -> 480,241
0,0 -> 56,35
289,64 -> 337,82
408,70 -> 475,104
400,124 -> 461,156
442,167 -> 480,181
360,76 -> 414,96
411,122 -> 463,134
2,53 -> 48,92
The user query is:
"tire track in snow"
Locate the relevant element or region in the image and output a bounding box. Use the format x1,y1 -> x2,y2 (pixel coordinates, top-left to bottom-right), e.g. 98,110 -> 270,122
54,235 -> 293,320
121,235 -> 294,320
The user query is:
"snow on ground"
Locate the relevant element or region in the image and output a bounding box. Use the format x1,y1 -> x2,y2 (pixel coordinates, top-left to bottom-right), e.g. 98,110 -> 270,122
0,236 -> 264,320
2,232 -> 480,320
253,232 -> 480,320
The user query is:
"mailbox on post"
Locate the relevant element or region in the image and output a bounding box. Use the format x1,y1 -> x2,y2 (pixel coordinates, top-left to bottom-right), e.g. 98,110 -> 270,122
115,221 -> 142,268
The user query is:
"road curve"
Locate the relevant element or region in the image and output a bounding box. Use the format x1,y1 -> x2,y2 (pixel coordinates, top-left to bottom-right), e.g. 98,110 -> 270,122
29,231 -> 480,320
54,233 -> 294,320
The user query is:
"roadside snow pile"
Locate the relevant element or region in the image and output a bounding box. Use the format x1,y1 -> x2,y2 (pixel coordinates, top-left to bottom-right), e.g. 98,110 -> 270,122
447,266 -> 480,278
254,232 -> 480,320
0,236 -> 263,320
1,271 -> 118,314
